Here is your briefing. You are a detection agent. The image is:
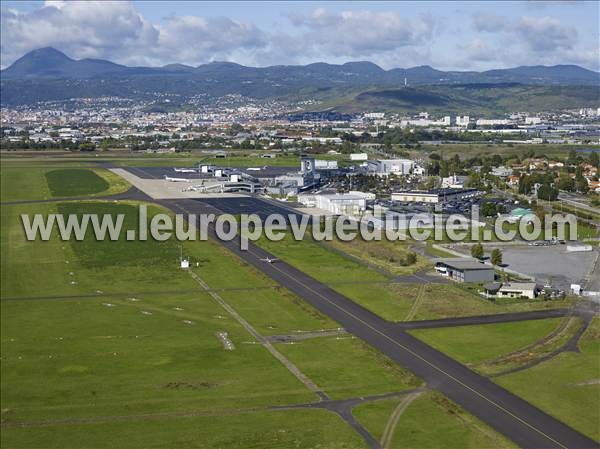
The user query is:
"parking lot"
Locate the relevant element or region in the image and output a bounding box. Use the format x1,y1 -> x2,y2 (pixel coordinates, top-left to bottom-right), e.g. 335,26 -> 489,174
486,244 -> 599,289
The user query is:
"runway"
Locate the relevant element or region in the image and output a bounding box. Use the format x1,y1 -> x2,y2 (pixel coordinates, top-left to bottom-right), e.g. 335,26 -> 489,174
161,197 -> 598,449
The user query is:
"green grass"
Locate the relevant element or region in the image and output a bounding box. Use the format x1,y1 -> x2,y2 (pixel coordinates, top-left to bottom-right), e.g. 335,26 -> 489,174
1,408 -> 368,449
0,294 -> 317,423
496,317 -> 600,442
46,168 -> 110,196
1,165 -> 130,202
409,318 -> 562,365
1,166 -> 53,201
409,284 -> 574,321
413,143 -> 600,160
325,238 -> 429,276
1,202 -> 197,298
354,392 -> 518,449
2,201 -> 335,334
275,336 -> 420,399
411,317 -> 600,440
1,197 -> 415,447
256,233 -> 574,322
351,397 -> 402,441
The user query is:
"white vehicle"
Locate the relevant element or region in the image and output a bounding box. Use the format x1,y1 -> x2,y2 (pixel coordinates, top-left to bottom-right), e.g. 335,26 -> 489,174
259,257 -> 278,263
173,168 -> 196,173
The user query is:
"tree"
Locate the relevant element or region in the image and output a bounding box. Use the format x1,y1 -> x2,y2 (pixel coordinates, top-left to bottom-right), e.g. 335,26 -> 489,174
481,202 -> 500,217
78,142 -> 96,152
557,176 -> 575,192
491,249 -> 503,266
590,151 -> 599,169
575,169 -> 589,193
404,252 -> 417,266
537,184 -> 558,201
533,206 -> 546,228
471,243 -> 484,260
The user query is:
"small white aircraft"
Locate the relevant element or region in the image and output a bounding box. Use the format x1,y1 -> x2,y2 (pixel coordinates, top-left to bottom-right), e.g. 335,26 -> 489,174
164,176 -> 191,182
259,257 -> 278,263
173,168 -> 197,173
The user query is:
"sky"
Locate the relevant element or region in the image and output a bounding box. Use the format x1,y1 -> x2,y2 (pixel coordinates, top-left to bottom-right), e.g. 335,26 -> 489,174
1,1 -> 599,71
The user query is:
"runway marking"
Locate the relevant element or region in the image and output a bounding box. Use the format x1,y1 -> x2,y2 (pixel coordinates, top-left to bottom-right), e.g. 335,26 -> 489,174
245,246 -> 569,449
165,198 -> 579,449
187,269 -> 329,401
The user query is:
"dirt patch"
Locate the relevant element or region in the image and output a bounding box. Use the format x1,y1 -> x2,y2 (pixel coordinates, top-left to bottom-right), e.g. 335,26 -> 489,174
162,381 -> 217,390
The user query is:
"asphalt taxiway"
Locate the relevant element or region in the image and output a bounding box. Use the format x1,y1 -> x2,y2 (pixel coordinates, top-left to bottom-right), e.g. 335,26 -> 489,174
161,197 -> 598,449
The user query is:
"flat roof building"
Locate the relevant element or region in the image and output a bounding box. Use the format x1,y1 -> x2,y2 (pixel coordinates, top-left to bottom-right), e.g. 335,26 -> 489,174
298,193 -> 368,215
434,258 -> 495,283
392,188 -> 480,204
367,159 -> 414,176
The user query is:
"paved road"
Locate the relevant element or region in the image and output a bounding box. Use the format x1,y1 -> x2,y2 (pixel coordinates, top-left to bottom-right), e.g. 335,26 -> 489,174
163,198 -> 598,449
395,309 -> 572,330
0,186 -> 151,206
558,192 -> 600,216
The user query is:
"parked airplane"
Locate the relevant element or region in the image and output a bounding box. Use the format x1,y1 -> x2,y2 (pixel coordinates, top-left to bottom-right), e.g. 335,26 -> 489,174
173,168 -> 196,173
259,257 -> 278,263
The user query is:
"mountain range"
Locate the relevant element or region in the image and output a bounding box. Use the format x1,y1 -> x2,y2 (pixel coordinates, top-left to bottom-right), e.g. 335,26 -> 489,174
1,47 -> 599,111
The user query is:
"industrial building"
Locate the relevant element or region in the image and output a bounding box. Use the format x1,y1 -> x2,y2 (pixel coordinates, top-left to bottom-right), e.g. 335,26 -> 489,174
298,192 -> 371,215
366,159 -> 414,176
434,258 -> 495,283
441,174 -> 468,188
391,188 -> 480,204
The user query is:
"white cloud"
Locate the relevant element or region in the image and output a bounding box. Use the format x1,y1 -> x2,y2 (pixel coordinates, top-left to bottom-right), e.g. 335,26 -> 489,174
472,13 -> 508,32
0,2 -> 597,71
465,12 -> 598,70
514,16 -> 577,52
154,16 -> 267,65
1,1 -> 158,66
0,1 -> 264,67
289,9 -> 435,56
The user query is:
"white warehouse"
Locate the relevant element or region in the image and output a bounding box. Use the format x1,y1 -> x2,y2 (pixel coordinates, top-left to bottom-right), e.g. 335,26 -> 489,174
367,159 -> 414,176
298,192 -> 369,215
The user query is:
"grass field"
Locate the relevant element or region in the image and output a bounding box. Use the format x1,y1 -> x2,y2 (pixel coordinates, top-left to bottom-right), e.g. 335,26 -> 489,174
275,336 -> 420,399
0,193 -> 423,448
0,165 -> 130,202
325,237 -> 430,276
496,317 -> 600,442
255,232 -> 575,322
409,318 -> 563,365
412,143 -> 600,160
2,408 -> 368,449
352,392 -> 518,449
408,317 -> 600,441
2,160 -> 594,447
